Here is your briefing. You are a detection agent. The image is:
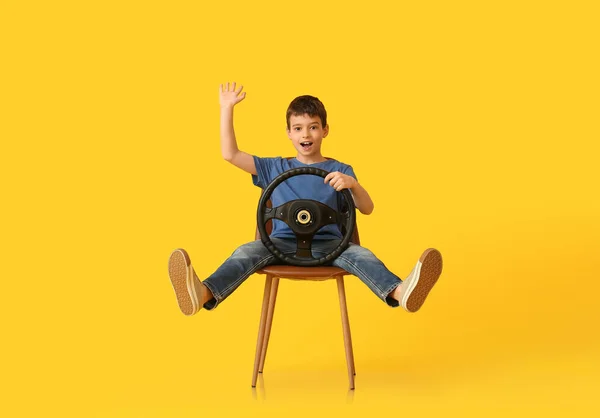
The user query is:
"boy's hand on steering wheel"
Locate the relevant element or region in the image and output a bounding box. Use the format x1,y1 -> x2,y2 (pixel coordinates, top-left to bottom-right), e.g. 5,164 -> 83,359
219,82 -> 246,108
324,171 -> 357,191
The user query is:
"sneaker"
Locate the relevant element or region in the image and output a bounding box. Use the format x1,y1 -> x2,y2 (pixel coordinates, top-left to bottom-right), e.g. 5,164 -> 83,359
399,248 -> 443,312
168,248 -> 203,316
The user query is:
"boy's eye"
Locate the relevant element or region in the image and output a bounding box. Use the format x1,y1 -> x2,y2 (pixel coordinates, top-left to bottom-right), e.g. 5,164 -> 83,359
294,127 -> 301,131
310,126 -> 317,130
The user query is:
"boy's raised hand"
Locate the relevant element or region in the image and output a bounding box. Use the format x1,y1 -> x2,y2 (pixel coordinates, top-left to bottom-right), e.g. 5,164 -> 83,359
324,171 -> 357,191
219,82 -> 246,108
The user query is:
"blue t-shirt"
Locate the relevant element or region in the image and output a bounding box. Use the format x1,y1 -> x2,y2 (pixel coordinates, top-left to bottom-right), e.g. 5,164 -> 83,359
252,156 -> 357,240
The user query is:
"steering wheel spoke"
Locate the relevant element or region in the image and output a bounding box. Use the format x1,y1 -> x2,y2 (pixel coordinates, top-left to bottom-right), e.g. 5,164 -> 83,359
264,202 -> 294,227
313,201 -> 338,229
294,234 -> 314,259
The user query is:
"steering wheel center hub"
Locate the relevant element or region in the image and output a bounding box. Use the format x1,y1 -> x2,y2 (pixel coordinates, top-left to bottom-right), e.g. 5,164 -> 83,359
296,209 -> 312,225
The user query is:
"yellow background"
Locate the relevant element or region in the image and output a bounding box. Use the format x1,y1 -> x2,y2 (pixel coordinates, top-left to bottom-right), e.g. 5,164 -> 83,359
1,1 -> 599,416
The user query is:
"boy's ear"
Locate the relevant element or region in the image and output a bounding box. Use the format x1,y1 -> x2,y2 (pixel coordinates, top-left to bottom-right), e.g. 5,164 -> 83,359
323,124 -> 329,137
286,127 -> 292,139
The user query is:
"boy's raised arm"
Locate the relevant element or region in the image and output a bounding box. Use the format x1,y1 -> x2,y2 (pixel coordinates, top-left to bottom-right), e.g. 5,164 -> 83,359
219,82 -> 257,175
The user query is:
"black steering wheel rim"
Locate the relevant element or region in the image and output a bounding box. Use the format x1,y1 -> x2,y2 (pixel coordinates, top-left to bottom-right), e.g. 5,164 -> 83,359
257,167 -> 356,267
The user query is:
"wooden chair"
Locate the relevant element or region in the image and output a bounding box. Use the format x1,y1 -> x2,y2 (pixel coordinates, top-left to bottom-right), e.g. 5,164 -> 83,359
252,201 -> 360,390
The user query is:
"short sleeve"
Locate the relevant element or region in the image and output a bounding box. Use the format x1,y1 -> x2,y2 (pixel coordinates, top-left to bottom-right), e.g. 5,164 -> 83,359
251,156 -> 282,189
342,164 -> 357,181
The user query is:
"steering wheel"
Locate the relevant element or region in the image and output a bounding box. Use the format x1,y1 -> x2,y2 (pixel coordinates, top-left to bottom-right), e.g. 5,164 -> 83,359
257,167 -> 356,267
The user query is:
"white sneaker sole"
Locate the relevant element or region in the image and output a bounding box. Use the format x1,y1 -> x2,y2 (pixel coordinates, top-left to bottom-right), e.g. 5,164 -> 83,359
168,248 -> 199,316
400,248 -> 443,312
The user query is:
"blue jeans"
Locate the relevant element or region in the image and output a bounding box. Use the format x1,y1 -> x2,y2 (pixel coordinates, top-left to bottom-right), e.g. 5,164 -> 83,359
202,238 -> 403,310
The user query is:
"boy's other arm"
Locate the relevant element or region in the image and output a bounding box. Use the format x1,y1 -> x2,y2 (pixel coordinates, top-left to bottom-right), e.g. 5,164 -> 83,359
349,181 -> 375,215
324,172 -> 375,215
219,82 -> 257,175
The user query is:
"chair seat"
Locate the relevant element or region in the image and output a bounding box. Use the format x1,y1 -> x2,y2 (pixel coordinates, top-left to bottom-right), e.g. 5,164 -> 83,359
257,265 -> 349,280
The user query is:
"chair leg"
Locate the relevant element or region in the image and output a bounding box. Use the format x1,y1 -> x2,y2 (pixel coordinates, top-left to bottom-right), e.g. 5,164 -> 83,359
259,277 -> 279,373
337,276 -> 356,390
252,275 -> 273,387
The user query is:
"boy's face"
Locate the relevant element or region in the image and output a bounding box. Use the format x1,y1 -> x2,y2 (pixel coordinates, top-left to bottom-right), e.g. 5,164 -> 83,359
287,113 -> 329,159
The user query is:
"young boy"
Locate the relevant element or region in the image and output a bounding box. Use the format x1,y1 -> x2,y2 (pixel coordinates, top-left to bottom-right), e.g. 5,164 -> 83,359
168,82 -> 443,316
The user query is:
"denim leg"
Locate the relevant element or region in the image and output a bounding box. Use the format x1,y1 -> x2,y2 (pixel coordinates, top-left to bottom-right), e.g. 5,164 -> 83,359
328,242 -> 403,307
202,238 -> 296,310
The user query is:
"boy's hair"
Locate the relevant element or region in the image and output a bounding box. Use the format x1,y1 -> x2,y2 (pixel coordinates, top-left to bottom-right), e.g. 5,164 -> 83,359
286,95 -> 327,130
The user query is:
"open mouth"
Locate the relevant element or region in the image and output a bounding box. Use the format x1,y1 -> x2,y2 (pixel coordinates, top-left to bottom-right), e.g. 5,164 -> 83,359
300,141 -> 313,150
